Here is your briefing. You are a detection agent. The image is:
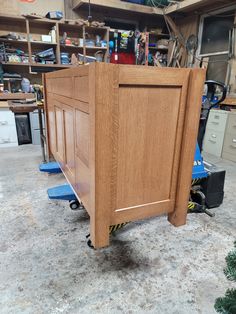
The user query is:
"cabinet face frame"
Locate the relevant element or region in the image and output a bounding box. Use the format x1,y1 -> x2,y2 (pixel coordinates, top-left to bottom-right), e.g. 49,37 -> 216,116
45,63 -> 205,248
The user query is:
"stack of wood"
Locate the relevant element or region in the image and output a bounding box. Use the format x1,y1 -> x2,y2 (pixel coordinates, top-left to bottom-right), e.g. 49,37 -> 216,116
164,15 -> 209,70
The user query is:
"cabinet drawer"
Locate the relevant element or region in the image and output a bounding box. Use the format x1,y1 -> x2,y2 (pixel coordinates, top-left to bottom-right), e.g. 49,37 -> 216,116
0,109 -> 16,126
222,133 -> 236,155
225,113 -> 236,135
203,129 -> 225,157
206,109 -> 228,132
0,125 -> 18,145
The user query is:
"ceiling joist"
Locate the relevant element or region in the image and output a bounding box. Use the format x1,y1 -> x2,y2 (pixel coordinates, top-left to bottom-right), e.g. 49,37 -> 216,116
72,0 -> 236,16
72,0 -> 163,16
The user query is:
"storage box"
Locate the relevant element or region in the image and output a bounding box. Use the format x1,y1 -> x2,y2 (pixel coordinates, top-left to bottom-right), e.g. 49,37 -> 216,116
41,35 -> 52,43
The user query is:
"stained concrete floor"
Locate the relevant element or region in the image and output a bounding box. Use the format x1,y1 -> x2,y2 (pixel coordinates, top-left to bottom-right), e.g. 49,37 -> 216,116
0,145 -> 235,314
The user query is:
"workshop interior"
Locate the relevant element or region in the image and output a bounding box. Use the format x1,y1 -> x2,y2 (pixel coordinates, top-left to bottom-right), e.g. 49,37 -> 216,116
0,1 -> 236,313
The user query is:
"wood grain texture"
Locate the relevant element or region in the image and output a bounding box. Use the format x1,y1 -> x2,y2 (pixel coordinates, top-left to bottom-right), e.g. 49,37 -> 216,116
116,86 -> 181,208
90,63 -> 119,248
64,105 -> 76,185
44,63 -> 205,248
168,68 -> 206,226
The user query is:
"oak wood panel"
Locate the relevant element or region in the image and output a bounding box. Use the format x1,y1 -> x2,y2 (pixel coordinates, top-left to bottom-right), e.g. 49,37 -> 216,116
90,63 -> 119,248
64,106 -> 76,185
168,69 -> 206,226
75,109 -> 90,168
51,94 -> 89,114
47,77 -> 73,98
115,86 -> 182,209
74,76 -> 89,103
74,155 -> 91,214
113,200 -> 174,225
48,108 -> 56,156
55,106 -> 65,165
46,65 -> 89,78
119,65 -> 188,86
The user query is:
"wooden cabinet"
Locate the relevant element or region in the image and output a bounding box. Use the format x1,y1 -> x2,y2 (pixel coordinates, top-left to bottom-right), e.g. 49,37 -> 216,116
44,63 -> 205,248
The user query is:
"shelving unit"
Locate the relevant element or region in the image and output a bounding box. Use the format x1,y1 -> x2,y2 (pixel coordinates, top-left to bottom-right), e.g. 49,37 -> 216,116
0,14 -> 110,73
146,32 -> 170,66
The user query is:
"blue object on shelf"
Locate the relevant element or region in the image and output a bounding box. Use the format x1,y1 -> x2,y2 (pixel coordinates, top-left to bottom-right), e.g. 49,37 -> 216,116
47,184 -> 77,201
60,52 -> 70,65
192,144 -> 208,180
39,162 -> 62,174
46,11 -> 63,20
122,0 -> 145,4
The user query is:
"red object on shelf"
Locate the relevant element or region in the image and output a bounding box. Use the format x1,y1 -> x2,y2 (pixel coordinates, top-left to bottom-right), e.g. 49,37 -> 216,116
110,52 -> 135,65
19,0 -> 36,2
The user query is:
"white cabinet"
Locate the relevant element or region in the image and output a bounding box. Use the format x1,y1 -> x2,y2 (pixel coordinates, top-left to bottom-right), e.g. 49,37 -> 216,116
0,107 -> 18,148
203,109 -> 228,157
222,112 -> 236,162
29,110 -> 45,145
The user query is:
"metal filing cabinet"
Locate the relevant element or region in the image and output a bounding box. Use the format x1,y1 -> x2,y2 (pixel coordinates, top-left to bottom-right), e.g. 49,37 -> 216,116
222,112 -> 236,162
203,109 -> 229,157
29,110 -> 45,145
0,106 -> 18,148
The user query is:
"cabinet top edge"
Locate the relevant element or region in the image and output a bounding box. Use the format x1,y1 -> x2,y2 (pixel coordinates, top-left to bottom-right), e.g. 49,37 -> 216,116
45,63 -> 206,79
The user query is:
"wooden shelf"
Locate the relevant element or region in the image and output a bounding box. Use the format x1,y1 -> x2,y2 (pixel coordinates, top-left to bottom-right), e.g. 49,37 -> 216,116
0,38 -> 28,44
60,44 -> 83,49
0,93 -> 35,100
2,62 -> 30,66
31,41 -> 57,46
2,62 -> 72,69
30,63 -> 71,68
72,0 -> 163,15
85,46 -> 107,50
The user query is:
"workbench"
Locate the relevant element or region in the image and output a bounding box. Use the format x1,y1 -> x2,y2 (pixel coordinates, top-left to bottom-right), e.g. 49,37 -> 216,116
44,63 -> 205,248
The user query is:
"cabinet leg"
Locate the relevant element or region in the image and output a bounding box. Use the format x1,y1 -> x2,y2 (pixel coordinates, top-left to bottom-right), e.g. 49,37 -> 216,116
168,209 -> 187,227
90,217 -> 110,249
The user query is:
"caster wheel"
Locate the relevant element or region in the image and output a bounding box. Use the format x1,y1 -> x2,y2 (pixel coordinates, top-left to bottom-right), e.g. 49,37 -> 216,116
69,200 -> 81,210
86,234 -> 94,249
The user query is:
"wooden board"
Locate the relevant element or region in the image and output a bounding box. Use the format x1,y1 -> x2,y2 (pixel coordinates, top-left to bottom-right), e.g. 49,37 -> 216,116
165,0 -> 233,14
220,97 -> 236,106
44,63 -> 205,248
72,0 -> 163,15
0,93 -> 35,100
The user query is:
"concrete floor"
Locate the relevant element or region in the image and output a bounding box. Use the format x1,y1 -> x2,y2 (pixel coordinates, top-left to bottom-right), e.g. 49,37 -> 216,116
0,145 -> 235,314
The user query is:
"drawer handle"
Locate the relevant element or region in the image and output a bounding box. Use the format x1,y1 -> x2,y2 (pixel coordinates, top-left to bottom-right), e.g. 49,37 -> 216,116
211,121 -> 219,125
0,121 -> 8,125
211,134 -> 217,138
209,139 -> 216,144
